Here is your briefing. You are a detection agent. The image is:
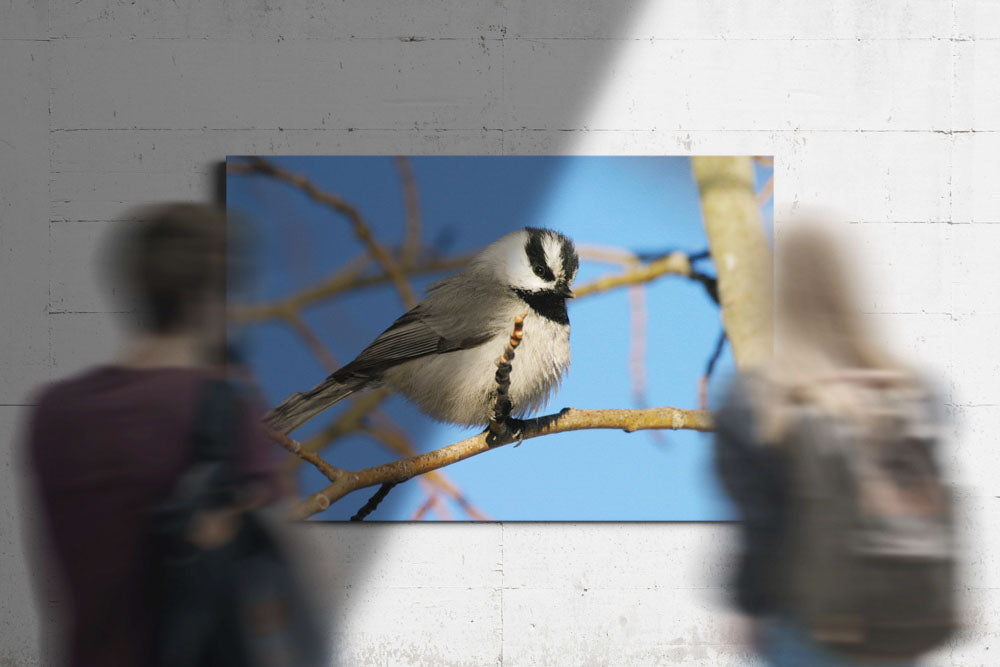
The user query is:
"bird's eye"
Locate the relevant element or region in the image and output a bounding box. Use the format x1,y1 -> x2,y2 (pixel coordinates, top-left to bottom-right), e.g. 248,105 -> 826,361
533,265 -> 546,278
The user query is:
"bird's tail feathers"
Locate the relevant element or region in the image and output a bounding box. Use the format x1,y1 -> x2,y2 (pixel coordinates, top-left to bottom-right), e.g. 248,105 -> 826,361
264,375 -> 363,435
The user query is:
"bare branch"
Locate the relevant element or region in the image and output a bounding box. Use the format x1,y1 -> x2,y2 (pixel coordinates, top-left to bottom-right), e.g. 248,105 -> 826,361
362,419 -> 493,520
575,244 -> 641,266
574,247 -> 657,425
697,330 -> 729,410
298,389 -> 393,454
395,156 -> 422,266
229,253 -> 473,323
233,246 -> 697,326
265,428 -> 346,484
692,157 -> 773,366
627,285 -> 647,406
350,482 -> 398,521
285,310 -> 339,373
290,405 -> 713,520
574,251 -> 692,298
228,158 -> 417,308
756,174 -> 774,207
410,495 -> 438,521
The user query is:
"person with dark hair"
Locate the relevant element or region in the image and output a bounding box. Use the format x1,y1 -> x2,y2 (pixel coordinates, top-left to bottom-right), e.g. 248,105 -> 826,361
23,204 -> 280,666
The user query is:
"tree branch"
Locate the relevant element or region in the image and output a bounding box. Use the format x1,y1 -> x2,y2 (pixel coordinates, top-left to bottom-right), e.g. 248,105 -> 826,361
265,427 -> 347,484
229,253 -> 473,323
395,156 -> 422,266
692,157 -> 773,366
698,329 -> 729,410
229,158 -> 417,308
285,310 -> 339,372
573,251 -> 692,298
361,419 -> 493,520
274,305 -> 494,520
233,248 -> 697,324
297,389 -> 393,454
290,405 -> 712,520
349,482 -> 398,521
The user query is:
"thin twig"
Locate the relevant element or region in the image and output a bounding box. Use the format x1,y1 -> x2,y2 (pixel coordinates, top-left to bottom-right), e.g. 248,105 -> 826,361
575,244 -> 643,266
698,330 -> 729,410
291,405 -> 714,520
230,253 -> 473,323
756,174 -> 774,207
688,269 -> 719,304
627,285 -> 647,407
575,247 -> 657,422
285,311 -> 339,372
410,495 -> 439,521
350,482 -> 398,521
362,419 -> 492,520
574,251 -> 692,298
229,158 -> 417,308
451,493 -> 491,521
264,427 -> 346,484
235,248 -> 698,325
395,156 -> 422,266
297,389 -> 393,454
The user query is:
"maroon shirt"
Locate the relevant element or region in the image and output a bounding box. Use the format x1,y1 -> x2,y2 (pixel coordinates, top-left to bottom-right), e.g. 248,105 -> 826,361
25,366 -> 278,667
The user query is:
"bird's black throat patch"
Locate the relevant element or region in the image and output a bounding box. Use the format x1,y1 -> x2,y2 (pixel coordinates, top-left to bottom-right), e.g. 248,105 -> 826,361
513,288 -> 569,325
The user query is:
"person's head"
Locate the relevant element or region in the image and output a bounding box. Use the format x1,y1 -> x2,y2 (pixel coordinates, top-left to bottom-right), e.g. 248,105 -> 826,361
108,203 -> 229,344
760,218 -> 908,441
773,218 -> 896,377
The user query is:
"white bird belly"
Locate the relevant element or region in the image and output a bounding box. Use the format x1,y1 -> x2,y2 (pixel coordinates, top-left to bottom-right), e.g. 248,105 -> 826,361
383,312 -> 571,427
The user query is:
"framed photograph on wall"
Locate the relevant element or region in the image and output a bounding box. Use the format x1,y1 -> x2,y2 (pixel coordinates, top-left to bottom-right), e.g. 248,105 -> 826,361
226,156 -> 773,521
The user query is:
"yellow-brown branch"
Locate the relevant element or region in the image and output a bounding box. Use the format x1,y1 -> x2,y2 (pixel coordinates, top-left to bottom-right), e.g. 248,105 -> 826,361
290,405 -> 713,520
573,252 -> 692,298
692,157 -> 773,366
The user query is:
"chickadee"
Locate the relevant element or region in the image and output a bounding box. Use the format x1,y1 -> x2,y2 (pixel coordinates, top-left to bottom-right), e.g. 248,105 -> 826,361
266,227 -> 579,434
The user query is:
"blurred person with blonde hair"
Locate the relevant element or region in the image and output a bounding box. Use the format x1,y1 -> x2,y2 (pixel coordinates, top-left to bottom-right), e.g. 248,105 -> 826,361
713,221 -> 957,666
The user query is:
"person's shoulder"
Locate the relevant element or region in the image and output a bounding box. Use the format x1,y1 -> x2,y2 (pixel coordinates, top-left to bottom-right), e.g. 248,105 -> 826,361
29,367 -> 109,412
23,367 -> 120,458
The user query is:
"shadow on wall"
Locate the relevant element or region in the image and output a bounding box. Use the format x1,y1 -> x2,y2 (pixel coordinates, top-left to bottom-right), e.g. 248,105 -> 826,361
212,6 -> 651,661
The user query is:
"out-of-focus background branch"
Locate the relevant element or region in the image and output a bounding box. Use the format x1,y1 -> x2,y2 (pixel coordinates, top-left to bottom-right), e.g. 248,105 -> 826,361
692,156 -> 773,366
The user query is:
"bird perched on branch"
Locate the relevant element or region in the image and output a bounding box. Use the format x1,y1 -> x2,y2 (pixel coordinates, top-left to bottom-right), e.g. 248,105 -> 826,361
266,227 -> 579,434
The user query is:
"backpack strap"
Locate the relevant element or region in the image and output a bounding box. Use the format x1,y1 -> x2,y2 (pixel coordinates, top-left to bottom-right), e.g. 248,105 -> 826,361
186,377 -> 245,510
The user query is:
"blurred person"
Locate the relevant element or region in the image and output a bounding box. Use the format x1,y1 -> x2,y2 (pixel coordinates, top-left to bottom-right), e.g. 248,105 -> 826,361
22,204 -> 322,666
713,221 -> 958,666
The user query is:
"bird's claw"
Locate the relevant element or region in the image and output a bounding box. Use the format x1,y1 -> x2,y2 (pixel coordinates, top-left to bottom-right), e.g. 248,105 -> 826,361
486,417 -> 525,447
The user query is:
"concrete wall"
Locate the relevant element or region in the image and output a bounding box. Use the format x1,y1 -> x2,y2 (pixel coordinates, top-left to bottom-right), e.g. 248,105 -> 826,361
2,1 -> 998,664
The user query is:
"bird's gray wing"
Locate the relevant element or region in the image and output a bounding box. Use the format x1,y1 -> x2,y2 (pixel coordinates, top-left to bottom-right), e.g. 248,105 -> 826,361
333,275 -> 510,379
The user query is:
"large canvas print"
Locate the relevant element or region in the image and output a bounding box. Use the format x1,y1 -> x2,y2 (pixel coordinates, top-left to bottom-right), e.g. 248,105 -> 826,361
226,156 -> 773,521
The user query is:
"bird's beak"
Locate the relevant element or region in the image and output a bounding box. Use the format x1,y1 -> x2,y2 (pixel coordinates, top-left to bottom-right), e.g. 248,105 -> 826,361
558,284 -> 575,299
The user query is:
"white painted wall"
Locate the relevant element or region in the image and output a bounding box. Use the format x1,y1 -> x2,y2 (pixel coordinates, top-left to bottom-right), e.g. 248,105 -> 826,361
2,1 -> 998,664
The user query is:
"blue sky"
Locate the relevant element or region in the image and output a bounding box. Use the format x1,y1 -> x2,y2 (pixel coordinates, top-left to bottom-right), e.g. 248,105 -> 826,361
227,156 -> 773,521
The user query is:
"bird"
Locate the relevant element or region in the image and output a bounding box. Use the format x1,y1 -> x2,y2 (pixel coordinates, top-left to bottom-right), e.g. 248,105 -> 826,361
265,227 -> 579,435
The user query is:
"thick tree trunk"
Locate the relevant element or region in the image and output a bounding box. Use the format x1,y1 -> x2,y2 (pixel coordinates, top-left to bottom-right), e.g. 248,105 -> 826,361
692,156 -> 773,367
